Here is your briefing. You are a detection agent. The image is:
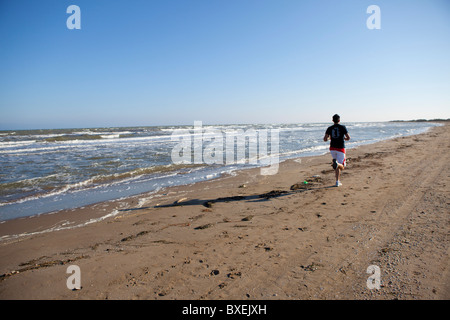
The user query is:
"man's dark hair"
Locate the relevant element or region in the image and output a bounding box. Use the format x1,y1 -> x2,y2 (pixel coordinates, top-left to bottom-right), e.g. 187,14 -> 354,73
332,114 -> 340,123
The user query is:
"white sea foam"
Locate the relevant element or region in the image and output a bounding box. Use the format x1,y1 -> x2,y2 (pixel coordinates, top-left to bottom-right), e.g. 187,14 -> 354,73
0,140 -> 36,149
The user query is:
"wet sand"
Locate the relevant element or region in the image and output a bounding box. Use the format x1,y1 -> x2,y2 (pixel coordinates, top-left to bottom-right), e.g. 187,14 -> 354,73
0,123 -> 449,300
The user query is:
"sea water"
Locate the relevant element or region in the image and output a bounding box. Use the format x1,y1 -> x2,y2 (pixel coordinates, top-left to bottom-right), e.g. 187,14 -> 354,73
0,122 -> 439,221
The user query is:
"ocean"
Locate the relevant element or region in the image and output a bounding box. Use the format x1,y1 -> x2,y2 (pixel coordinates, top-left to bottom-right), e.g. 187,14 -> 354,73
0,121 -> 439,221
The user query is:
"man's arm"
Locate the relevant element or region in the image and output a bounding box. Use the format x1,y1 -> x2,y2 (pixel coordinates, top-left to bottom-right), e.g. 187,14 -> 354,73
323,134 -> 330,142
344,133 -> 350,141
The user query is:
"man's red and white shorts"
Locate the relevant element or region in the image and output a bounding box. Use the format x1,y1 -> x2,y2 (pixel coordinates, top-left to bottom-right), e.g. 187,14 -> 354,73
330,147 -> 346,167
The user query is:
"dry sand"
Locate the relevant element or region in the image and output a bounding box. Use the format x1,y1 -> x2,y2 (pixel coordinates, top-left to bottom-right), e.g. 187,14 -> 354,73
0,123 -> 449,300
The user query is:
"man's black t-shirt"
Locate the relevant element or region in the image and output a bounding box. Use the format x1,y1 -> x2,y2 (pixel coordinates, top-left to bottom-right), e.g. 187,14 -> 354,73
326,124 -> 348,149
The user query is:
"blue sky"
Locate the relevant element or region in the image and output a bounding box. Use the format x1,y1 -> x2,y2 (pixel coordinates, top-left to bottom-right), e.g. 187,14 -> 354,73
0,0 -> 449,129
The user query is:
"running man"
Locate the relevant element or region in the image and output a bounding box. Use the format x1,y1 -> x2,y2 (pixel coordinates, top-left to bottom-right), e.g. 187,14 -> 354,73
323,114 -> 350,187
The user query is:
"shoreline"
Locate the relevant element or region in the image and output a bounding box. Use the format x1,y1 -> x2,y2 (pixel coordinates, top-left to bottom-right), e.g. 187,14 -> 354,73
0,123 -> 448,299
0,123 -> 440,238
0,121 -> 438,222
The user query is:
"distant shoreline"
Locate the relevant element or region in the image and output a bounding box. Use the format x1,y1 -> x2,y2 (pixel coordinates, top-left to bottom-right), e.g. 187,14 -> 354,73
390,118 -> 450,123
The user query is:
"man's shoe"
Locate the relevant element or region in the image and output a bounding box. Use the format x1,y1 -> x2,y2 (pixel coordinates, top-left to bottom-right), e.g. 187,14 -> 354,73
335,181 -> 342,187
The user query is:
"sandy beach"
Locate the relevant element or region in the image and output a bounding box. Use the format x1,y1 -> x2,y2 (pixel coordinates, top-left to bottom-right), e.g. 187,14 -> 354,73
0,123 -> 448,300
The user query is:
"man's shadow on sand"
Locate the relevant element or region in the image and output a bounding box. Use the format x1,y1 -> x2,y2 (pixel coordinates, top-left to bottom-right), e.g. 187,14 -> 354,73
119,184 -> 335,212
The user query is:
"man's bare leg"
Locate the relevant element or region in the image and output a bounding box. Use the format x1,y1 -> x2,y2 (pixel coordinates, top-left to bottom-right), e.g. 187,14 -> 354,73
335,163 -> 344,185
